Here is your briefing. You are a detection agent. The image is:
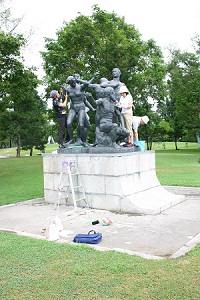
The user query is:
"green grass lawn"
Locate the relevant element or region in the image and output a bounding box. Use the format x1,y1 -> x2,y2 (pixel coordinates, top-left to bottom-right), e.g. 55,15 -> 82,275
1,231 -> 200,300
0,156 -> 44,205
153,142 -> 200,186
0,144 -> 56,205
155,148 -> 200,187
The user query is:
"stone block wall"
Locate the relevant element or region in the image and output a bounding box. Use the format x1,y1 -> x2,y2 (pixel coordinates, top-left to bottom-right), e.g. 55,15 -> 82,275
43,151 -> 184,215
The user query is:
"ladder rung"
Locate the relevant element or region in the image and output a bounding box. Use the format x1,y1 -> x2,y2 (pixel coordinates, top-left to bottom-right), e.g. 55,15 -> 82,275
73,185 -> 83,189
75,197 -> 86,202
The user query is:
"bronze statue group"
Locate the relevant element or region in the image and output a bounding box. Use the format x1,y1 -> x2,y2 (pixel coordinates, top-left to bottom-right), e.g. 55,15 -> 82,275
50,68 -> 149,149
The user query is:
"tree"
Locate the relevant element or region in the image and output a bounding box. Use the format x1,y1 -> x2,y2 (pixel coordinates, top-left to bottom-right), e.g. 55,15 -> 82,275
0,3 -> 48,155
166,48 -> 200,148
41,5 -> 167,142
0,0 -> 21,33
0,59 -> 48,155
0,31 -> 25,151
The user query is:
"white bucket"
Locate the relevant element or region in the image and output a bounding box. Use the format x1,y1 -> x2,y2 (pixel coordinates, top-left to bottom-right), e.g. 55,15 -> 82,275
45,216 -> 63,241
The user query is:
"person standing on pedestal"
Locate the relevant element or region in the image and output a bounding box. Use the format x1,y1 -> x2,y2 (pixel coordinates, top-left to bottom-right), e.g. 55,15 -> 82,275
132,115 -> 149,141
117,86 -> 134,147
50,89 -> 68,149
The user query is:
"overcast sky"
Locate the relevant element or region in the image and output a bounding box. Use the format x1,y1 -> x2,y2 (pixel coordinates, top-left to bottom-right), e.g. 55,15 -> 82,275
10,0 -> 200,74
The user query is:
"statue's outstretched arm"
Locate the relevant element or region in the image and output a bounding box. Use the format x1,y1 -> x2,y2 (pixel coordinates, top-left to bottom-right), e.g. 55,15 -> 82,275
85,92 -> 97,107
76,72 -> 99,85
88,72 -> 99,84
84,98 -> 96,111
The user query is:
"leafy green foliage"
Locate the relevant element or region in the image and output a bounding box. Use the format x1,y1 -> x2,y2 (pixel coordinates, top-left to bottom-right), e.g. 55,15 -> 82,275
0,2 -> 49,154
41,5 -> 167,118
0,31 -> 48,154
166,49 -> 200,143
0,32 -> 25,100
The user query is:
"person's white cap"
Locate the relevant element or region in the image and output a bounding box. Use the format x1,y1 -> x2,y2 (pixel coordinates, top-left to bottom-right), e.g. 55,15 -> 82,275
141,115 -> 149,124
119,85 -> 129,94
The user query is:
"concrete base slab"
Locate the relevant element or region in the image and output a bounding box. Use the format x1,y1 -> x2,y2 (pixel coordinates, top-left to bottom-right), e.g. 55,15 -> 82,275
0,186 -> 199,259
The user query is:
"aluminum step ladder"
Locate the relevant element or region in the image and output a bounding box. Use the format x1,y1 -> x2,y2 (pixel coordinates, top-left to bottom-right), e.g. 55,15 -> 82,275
55,160 -> 88,211
54,161 -> 69,211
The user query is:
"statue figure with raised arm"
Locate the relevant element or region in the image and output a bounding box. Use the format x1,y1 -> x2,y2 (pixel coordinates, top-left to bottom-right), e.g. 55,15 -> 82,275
100,68 -> 126,101
63,73 -> 98,147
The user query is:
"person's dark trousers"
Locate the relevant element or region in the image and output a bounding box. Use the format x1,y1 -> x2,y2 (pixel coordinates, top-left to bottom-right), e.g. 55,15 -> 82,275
57,115 -> 66,145
65,132 -> 70,143
65,113 -> 70,143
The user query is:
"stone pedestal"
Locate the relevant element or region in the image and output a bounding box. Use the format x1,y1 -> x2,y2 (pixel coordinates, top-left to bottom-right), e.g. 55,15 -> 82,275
43,151 -> 184,215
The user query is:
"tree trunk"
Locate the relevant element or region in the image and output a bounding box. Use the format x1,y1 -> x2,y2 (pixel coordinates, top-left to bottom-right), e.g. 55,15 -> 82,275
16,134 -> 21,157
196,133 -> 200,146
150,136 -> 153,150
175,137 -> 179,150
30,147 -> 33,156
147,133 -> 153,150
146,136 -> 149,150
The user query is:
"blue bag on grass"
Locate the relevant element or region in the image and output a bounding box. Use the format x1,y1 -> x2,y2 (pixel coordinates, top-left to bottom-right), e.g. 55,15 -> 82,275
73,230 -> 102,244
